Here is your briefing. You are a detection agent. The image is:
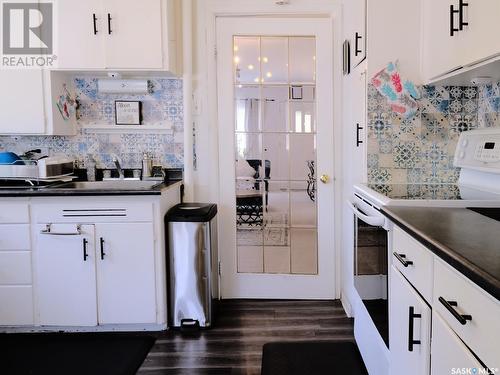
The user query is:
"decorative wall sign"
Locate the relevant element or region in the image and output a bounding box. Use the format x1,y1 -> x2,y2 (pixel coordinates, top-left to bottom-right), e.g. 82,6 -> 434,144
115,100 -> 142,125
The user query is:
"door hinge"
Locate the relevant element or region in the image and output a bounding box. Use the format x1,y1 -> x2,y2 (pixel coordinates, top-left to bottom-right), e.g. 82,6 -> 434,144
214,45 -> 217,59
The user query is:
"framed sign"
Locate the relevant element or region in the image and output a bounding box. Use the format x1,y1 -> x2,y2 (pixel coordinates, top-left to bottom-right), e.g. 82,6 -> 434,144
115,100 -> 142,125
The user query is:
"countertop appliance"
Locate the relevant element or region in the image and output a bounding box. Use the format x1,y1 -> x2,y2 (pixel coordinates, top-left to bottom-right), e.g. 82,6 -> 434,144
349,128 -> 500,359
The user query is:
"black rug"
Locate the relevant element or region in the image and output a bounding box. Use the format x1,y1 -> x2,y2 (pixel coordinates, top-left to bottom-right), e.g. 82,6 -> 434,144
0,332 -> 156,375
261,341 -> 368,375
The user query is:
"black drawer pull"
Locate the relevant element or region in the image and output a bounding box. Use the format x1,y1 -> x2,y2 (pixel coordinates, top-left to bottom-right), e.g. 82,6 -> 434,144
356,123 -> 363,147
450,4 -> 460,36
438,297 -> 472,325
92,13 -> 98,35
459,0 -> 468,30
107,13 -> 112,34
100,237 -> 106,260
83,238 -> 89,261
393,252 -> 413,267
408,306 -> 422,352
354,32 -> 362,56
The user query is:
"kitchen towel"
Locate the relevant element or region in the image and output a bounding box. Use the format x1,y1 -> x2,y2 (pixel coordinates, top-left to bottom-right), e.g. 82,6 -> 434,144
371,61 -> 420,119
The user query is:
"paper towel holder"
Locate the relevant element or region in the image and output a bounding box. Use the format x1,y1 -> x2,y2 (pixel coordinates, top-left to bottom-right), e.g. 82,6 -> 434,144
97,78 -> 150,94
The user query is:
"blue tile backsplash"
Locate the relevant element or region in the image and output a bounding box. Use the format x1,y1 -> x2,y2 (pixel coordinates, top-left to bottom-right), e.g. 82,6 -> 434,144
0,77 -> 183,169
367,82 -> 500,186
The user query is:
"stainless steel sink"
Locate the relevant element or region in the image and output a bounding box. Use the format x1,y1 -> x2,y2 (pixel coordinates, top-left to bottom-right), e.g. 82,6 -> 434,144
54,180 -> 162,190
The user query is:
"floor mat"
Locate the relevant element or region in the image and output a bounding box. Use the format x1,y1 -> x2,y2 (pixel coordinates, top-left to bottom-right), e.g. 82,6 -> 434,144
261,341 -> 368,375
0,332 -> 156,375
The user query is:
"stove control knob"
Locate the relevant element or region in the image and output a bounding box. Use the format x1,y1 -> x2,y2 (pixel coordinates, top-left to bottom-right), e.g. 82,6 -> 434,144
462,139 -> 469,147
459,151 -> 465,159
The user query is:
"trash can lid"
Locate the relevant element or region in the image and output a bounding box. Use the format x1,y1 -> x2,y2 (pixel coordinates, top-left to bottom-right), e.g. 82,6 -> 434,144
166,203 -> 218,222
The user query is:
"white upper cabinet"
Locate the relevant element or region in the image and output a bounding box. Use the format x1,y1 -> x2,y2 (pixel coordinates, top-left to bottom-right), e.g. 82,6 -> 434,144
0,70 -> 76,135
57,0 -> 106,69
103,0 -> 163,69
56,0 -> 181,73
343,0 -> 366,69
0,70 -> 45,134
459,0 -> 500,67
422,0 -> 500,82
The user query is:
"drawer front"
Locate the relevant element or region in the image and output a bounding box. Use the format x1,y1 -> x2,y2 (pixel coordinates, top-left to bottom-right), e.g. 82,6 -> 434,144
0,252 -> 32,284
392,226 -> 433,302
0,224 -> 31,250
431,312 -> 484,375
33,202 -> 154,223
0,286 -> 34,325
433,258 -> 500,368
0,202 -> 29,223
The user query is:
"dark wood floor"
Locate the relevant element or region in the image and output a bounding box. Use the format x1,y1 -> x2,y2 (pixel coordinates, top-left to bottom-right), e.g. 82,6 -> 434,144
138,299 -> 355,375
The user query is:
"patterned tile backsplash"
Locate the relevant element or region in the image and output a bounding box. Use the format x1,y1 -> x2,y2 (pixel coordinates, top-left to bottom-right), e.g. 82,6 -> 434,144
0,77 -> 183,169
367,82 -> 500,186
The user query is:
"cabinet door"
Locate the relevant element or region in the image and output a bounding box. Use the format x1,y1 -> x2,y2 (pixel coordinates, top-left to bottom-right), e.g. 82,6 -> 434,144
431,312 -> 484,375
36,224 -> 97,326
0,70 -> 45,134
460,0 -> 500,68
103,0 -> 163,69
389,266 -> 431,375
344,0 -> 366,68
57,0 -> 105,69
95,223 -> 156,324
422,0 -> 464,80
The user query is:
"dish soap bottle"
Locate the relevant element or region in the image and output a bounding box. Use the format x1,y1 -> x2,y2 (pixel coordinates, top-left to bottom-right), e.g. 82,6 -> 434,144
142,153 -> 152,180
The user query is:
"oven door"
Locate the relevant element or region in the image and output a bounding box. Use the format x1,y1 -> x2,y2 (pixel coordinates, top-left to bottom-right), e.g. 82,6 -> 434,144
349,197 -> 389,346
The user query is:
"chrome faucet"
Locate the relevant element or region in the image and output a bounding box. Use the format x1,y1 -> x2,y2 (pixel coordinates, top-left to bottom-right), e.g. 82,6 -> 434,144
112,155 -> 125,179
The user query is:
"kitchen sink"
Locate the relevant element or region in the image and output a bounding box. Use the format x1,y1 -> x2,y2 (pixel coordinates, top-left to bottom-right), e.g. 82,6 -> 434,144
53,180 -> 162,190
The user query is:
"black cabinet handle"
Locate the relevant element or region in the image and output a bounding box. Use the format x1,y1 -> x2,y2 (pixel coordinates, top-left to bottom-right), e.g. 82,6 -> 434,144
356,123 -> 363,147
100,237 -> 106,260
92,13 -> 98,35
450,4 -> 460,36
438,297 -> 472,325
393,252 -> 413,267
458,0 -> 468,30
408,306 -> 422,352
83,238 -> 89,261
107,13 -> 112,34
354,32 -> 362,56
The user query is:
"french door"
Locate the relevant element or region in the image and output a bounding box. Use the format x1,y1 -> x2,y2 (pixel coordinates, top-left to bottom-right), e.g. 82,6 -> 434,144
216,17 -> 335,299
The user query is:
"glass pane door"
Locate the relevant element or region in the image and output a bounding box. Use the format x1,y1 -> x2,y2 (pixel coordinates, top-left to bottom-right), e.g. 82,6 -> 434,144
233,36 -> 318,275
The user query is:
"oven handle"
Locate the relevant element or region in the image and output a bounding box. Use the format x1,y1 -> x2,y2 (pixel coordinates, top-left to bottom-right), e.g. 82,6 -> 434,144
347,201 -> 385,227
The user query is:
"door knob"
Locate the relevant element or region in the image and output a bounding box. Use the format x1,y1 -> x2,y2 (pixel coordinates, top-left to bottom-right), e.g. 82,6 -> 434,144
320,174 -> 329,184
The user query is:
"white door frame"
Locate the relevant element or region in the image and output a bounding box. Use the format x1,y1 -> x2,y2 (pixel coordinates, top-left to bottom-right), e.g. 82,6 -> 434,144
192,0 -> 343,299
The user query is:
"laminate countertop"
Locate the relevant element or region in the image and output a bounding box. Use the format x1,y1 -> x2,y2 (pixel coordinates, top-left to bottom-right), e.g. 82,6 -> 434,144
382,206 -> 500,301
0,180 -> 182,197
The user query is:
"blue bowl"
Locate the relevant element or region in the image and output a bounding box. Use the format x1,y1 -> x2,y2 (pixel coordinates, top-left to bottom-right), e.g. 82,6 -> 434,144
0,152 -> 23,165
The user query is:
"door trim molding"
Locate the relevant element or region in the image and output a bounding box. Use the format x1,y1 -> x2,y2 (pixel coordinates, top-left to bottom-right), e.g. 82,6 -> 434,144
192,0 -> 343,300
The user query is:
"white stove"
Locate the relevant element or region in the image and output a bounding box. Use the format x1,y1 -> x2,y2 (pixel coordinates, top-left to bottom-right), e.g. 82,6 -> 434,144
350,128 -> 500,368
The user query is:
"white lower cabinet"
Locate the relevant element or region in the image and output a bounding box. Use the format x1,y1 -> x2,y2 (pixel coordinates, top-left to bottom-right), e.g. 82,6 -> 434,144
431,312 -> 484,375
96,223 -> 156,324
389,266 -> 431,375
36,221 -> 156,327
0,286 -> 34,325
36,224 -> 98,326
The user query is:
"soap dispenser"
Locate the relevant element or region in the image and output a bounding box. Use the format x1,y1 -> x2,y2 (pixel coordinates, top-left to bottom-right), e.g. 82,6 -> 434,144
142,153 -> 152,179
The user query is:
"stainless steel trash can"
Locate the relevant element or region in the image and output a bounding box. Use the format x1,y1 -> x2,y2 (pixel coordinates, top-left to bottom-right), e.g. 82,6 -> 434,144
166,203 -> 218,329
